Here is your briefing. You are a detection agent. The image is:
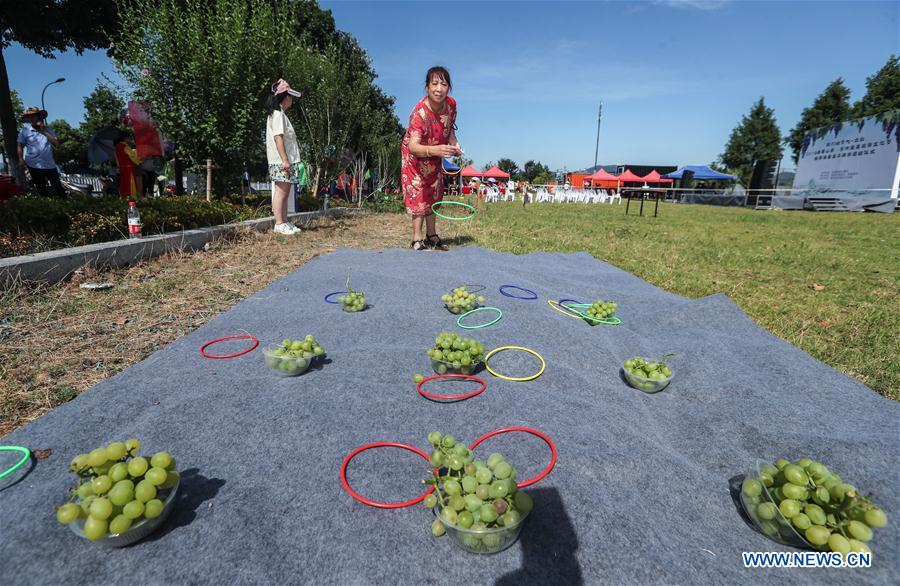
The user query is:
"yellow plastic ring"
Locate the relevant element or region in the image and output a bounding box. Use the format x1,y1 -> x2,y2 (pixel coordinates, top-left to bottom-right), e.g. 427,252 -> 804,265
483,346 -> 546,382
547,299 -> 583,320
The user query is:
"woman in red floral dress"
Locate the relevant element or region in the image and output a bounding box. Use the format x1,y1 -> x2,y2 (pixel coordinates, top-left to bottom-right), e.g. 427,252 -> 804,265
400,66 -> 462,250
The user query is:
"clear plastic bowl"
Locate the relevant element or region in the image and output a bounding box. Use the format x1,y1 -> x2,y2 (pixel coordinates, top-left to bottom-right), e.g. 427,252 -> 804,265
738,460 -> 811,549
69,475 -> 179,548
341,303 -> 368,313
264,346 -> 323,377
434,507 -> 529,554
444,302 -> 481,316
622,366 -> 672,393
431,358 -> 482,376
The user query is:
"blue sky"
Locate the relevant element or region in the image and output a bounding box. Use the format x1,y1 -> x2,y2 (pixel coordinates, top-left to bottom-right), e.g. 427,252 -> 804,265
5,0 -> 898,171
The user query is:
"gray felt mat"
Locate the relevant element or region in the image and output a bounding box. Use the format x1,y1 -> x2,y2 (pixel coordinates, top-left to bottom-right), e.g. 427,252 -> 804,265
1,247 -> 897,585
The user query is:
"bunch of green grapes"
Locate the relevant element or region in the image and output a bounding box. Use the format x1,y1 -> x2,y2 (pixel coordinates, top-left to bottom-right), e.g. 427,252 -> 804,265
266,335 -> 326,375
423,431 -> 533,552
339,290 -> 367,313
441,286 -> 484,314
583,299 -> 617,323
742,458 -> 887,556
426,331 -> 484,375
56,439 -> 179,541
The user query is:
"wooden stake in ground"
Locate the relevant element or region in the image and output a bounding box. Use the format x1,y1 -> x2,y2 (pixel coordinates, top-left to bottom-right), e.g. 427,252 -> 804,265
205,159 -> 214,202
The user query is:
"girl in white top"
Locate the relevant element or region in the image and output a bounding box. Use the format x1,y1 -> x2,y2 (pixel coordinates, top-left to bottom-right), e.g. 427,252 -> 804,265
266,79 -> 303,235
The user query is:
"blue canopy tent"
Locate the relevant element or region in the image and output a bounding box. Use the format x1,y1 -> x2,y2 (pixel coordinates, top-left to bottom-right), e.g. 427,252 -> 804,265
663,165 -> 736,180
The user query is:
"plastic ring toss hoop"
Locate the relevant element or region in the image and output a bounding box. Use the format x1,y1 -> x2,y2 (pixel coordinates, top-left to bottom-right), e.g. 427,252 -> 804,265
417,374 -> 487,402
200,334 -> 260,359
0,446 -> 31,480
457,307 -> 503,330
431,200 -> 476,221
483,346 -> 546,382
469,427 -> 557,488
499,285 -> 538,300
547,299 -> 583,320
324,291 -> 347,305
560,302 -> 622,326
341,442 -> 437,509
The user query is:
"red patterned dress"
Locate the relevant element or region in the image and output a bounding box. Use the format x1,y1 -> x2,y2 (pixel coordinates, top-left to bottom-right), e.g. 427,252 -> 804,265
400,96 -> 457,216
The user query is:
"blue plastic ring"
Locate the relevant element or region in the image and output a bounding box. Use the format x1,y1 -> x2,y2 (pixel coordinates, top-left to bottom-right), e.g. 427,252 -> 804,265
324,291 -> 347,304
556,298 -> 583,316
499,285 -> 538,300
457,307 -> 503,330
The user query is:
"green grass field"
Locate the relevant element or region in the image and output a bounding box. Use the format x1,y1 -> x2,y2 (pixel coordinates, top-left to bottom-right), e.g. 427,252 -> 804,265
454,201 -> 899,400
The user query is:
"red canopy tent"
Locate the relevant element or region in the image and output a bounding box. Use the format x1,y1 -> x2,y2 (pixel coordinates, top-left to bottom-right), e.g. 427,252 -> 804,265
616,169 -> 643,183
482,166 -> 510,179
639,170 -> 673,185
586,168 -> 620,189
461,165 -> 482,178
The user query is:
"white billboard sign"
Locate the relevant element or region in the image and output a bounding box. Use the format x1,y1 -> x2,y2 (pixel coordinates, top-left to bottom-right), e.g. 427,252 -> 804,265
793,111 -> 900,212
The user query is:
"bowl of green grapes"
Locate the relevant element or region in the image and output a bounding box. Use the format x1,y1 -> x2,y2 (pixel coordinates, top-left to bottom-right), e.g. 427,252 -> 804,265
264,336 -> 326,376
442,286 -> 484,315
739,458 -> 886,554
622,356 -> 672,393
427,331 -> 484,375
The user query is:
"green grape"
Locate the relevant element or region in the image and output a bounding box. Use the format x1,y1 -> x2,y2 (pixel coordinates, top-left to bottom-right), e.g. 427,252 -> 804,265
440,507 -> 458,525
828,533 -> 850,555
105,442 -> 127,461
814,486 -> 830,505
475,467 -> 493,484
848,539 -> 871,554
783,465 -> 807,486
493,499 -> 508,514
161,470 -> 180,490
779,499 -> 801,518
56,503 -> 81,525
461,476 -> 477,494
429,450 -> 444,467
475,485 -> 490,500
145,467 -> 168,486
412,374 -> 425,383
514,491 -> 533,514
70,454 -> 89,472
91,475 -> 112,495
482,533 -> 501,549
777,458 -> 791,469
431,518 -> 446,537
457,510 -> 474,528
423,494 -> 437,509
463,463 -> 477,476
135,480 -> 157,503
489,480 -> 510,499
150,452 -> 173,470
742,479 -> 762,498
805,525 -> 831,546
479,504 -> 498,524
128,457 -> 149,478
108,480 -> 135,506
123,500 -> 144,519
760,472 -> 774,487
864,508 -> 887,528
109,514 -> 132,535
782,483 -> 807,501
487,453 -> 504,469
77,482 -> 94,499
89,498 -> 113,521
791,513 -> 811,530
448,456 -> 464,471
796,458 -> 813,468
444,480 -> 461,496
756,502 -> 778,521
847,520 -> 872,542
464,494 -> 483,512
494,462 -> 512,480
87,448 -> 108,469
108,462 -> 129,483
441,435 -> 456,449
805,504 -> 827,526
83,516 -> 108,541
449,495 -> 466,512
806,462 -> 826,476
829,483 -> 855,502
502,510 -> 522,527
143,499 -> 164,519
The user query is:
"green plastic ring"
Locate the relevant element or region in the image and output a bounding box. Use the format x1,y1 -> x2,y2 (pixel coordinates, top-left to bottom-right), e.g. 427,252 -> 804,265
560,301 -> 621,325
0,446 -> 31,480
432,200 -> 477,221
457,307 -> 503,330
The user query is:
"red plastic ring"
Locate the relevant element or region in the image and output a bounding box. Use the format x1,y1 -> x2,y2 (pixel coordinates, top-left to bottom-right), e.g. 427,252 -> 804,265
199,334 -> 260,359
417,374 -> 486,401
340,442 -> 437,509
469,427 -> 557,488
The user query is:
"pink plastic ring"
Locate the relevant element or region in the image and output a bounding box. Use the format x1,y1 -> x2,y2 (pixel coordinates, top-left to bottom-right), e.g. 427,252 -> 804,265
469,427 -> 557,488
340,442 -> 437,509
417,374 -> 487,402
199,334 -> 259,359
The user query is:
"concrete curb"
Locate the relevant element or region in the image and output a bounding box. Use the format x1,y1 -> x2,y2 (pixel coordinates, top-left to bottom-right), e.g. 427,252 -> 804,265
0,207 -> 364,288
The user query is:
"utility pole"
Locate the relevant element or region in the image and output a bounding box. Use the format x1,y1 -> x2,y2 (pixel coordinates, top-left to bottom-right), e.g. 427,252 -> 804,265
593,102 -> 602,170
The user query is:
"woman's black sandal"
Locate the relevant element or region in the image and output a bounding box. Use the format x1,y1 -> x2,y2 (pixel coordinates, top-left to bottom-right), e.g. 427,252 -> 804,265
411,239 -> 428,251
426,234 -> 448,251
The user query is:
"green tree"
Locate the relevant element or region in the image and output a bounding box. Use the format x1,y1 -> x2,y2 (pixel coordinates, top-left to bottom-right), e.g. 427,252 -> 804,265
522,159 -> 551,183
786,78 -> 851,164
113,0 -> 293,192
1,88 -> 22,170
80,82 -> 124,141
0,0 -> 117,185
47,118 -> 87,170
852,54 -> 900,119
718,97 -> 783,187
496,158 -> 519,179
